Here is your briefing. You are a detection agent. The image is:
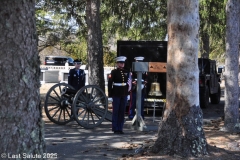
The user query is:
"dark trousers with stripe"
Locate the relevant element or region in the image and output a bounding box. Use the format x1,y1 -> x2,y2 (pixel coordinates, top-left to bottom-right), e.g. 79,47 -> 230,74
112,96 -> 127,132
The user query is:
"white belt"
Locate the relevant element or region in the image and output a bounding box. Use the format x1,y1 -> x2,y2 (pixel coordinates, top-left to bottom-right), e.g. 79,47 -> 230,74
113,83 -> 127,86
134,79 -> 144,82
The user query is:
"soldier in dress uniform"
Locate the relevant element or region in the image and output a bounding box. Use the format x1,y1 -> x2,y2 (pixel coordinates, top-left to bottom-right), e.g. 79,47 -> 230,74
128,56 -> 147,120
108,56 -> 131,134
68,59 -> 85,90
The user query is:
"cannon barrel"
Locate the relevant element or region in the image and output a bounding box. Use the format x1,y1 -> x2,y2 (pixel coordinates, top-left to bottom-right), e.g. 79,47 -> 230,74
62,87 -> 77,95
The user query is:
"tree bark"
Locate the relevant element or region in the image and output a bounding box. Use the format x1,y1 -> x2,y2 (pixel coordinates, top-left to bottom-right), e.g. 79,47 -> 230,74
86,0 -> 105,92
0,0 -> 45,157
151,0 -> 208,157
223,0 -> 240,132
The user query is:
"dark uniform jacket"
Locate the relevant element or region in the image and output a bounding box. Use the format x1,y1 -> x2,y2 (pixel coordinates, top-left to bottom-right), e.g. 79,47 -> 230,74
131,72 -> 148,92
68,68 -> 85,90
108,68 -> 130,97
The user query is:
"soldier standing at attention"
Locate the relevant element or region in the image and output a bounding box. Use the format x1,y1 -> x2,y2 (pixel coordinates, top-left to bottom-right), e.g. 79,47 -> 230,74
68,59 -> 85,90
108,56 -> 131,134
128,56 -> 147,120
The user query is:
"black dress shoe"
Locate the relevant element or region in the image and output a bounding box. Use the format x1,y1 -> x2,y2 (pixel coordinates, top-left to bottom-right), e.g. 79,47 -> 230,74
119,131 -> 124,134
114,131 -> 120,134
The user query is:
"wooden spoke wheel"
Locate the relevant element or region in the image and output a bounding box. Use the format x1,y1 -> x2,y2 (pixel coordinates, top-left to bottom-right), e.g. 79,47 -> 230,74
44,83 -> 75,125
72,85 -> 108,129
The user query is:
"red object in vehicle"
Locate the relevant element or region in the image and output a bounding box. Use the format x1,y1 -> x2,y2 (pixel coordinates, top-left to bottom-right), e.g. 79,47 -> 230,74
199,79 -> 204,87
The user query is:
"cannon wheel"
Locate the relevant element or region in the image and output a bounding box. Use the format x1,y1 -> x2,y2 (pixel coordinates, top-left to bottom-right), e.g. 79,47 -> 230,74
72,85 -> 108,129
44,83 -> 75,125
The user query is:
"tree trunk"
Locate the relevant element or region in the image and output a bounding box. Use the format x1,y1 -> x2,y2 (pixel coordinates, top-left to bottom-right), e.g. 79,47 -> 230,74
151,0 -> 208,157
223,0 -> 240,132
86,0 -> 105,92
0,0 -> 45,157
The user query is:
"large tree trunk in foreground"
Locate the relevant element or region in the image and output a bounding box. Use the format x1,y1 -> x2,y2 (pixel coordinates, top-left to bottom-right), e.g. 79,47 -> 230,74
151,0 -> 208,157
86,0 -> 105,92
223,0 -> 240,132
0,0 -> 45,156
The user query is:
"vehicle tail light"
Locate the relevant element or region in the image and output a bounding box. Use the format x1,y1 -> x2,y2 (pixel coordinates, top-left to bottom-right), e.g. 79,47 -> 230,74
199,79 -> 204,87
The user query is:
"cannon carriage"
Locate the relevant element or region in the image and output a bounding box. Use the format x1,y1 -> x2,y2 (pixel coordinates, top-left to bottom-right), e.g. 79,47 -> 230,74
44,83 -> 112,129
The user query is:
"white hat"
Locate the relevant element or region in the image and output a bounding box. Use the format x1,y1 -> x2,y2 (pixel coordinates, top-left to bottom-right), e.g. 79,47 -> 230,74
115,56 -> 127,62
134,56 -> 144,61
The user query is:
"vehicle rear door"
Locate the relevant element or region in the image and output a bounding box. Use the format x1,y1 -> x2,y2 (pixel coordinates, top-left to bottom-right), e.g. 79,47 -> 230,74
209,61 -> 218,94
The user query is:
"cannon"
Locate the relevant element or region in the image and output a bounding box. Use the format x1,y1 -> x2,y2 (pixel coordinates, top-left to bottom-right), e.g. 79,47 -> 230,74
44,83 -> 111,129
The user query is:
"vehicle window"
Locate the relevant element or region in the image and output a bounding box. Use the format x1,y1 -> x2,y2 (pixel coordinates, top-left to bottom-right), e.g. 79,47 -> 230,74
68,58 -> 74,63
54,58 -> 63,61
46,57 -> 54,60
63,58 -> 68,62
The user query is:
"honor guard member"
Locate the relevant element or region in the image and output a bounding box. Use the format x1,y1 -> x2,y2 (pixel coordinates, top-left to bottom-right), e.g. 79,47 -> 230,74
68,59 -> 86,90
108,56 -> 131,134
128,56 -> 147,120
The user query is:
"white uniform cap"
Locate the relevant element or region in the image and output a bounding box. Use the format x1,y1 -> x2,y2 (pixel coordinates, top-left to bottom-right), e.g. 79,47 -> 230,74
134,56 -> 144,61
115,56 -> 127,62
